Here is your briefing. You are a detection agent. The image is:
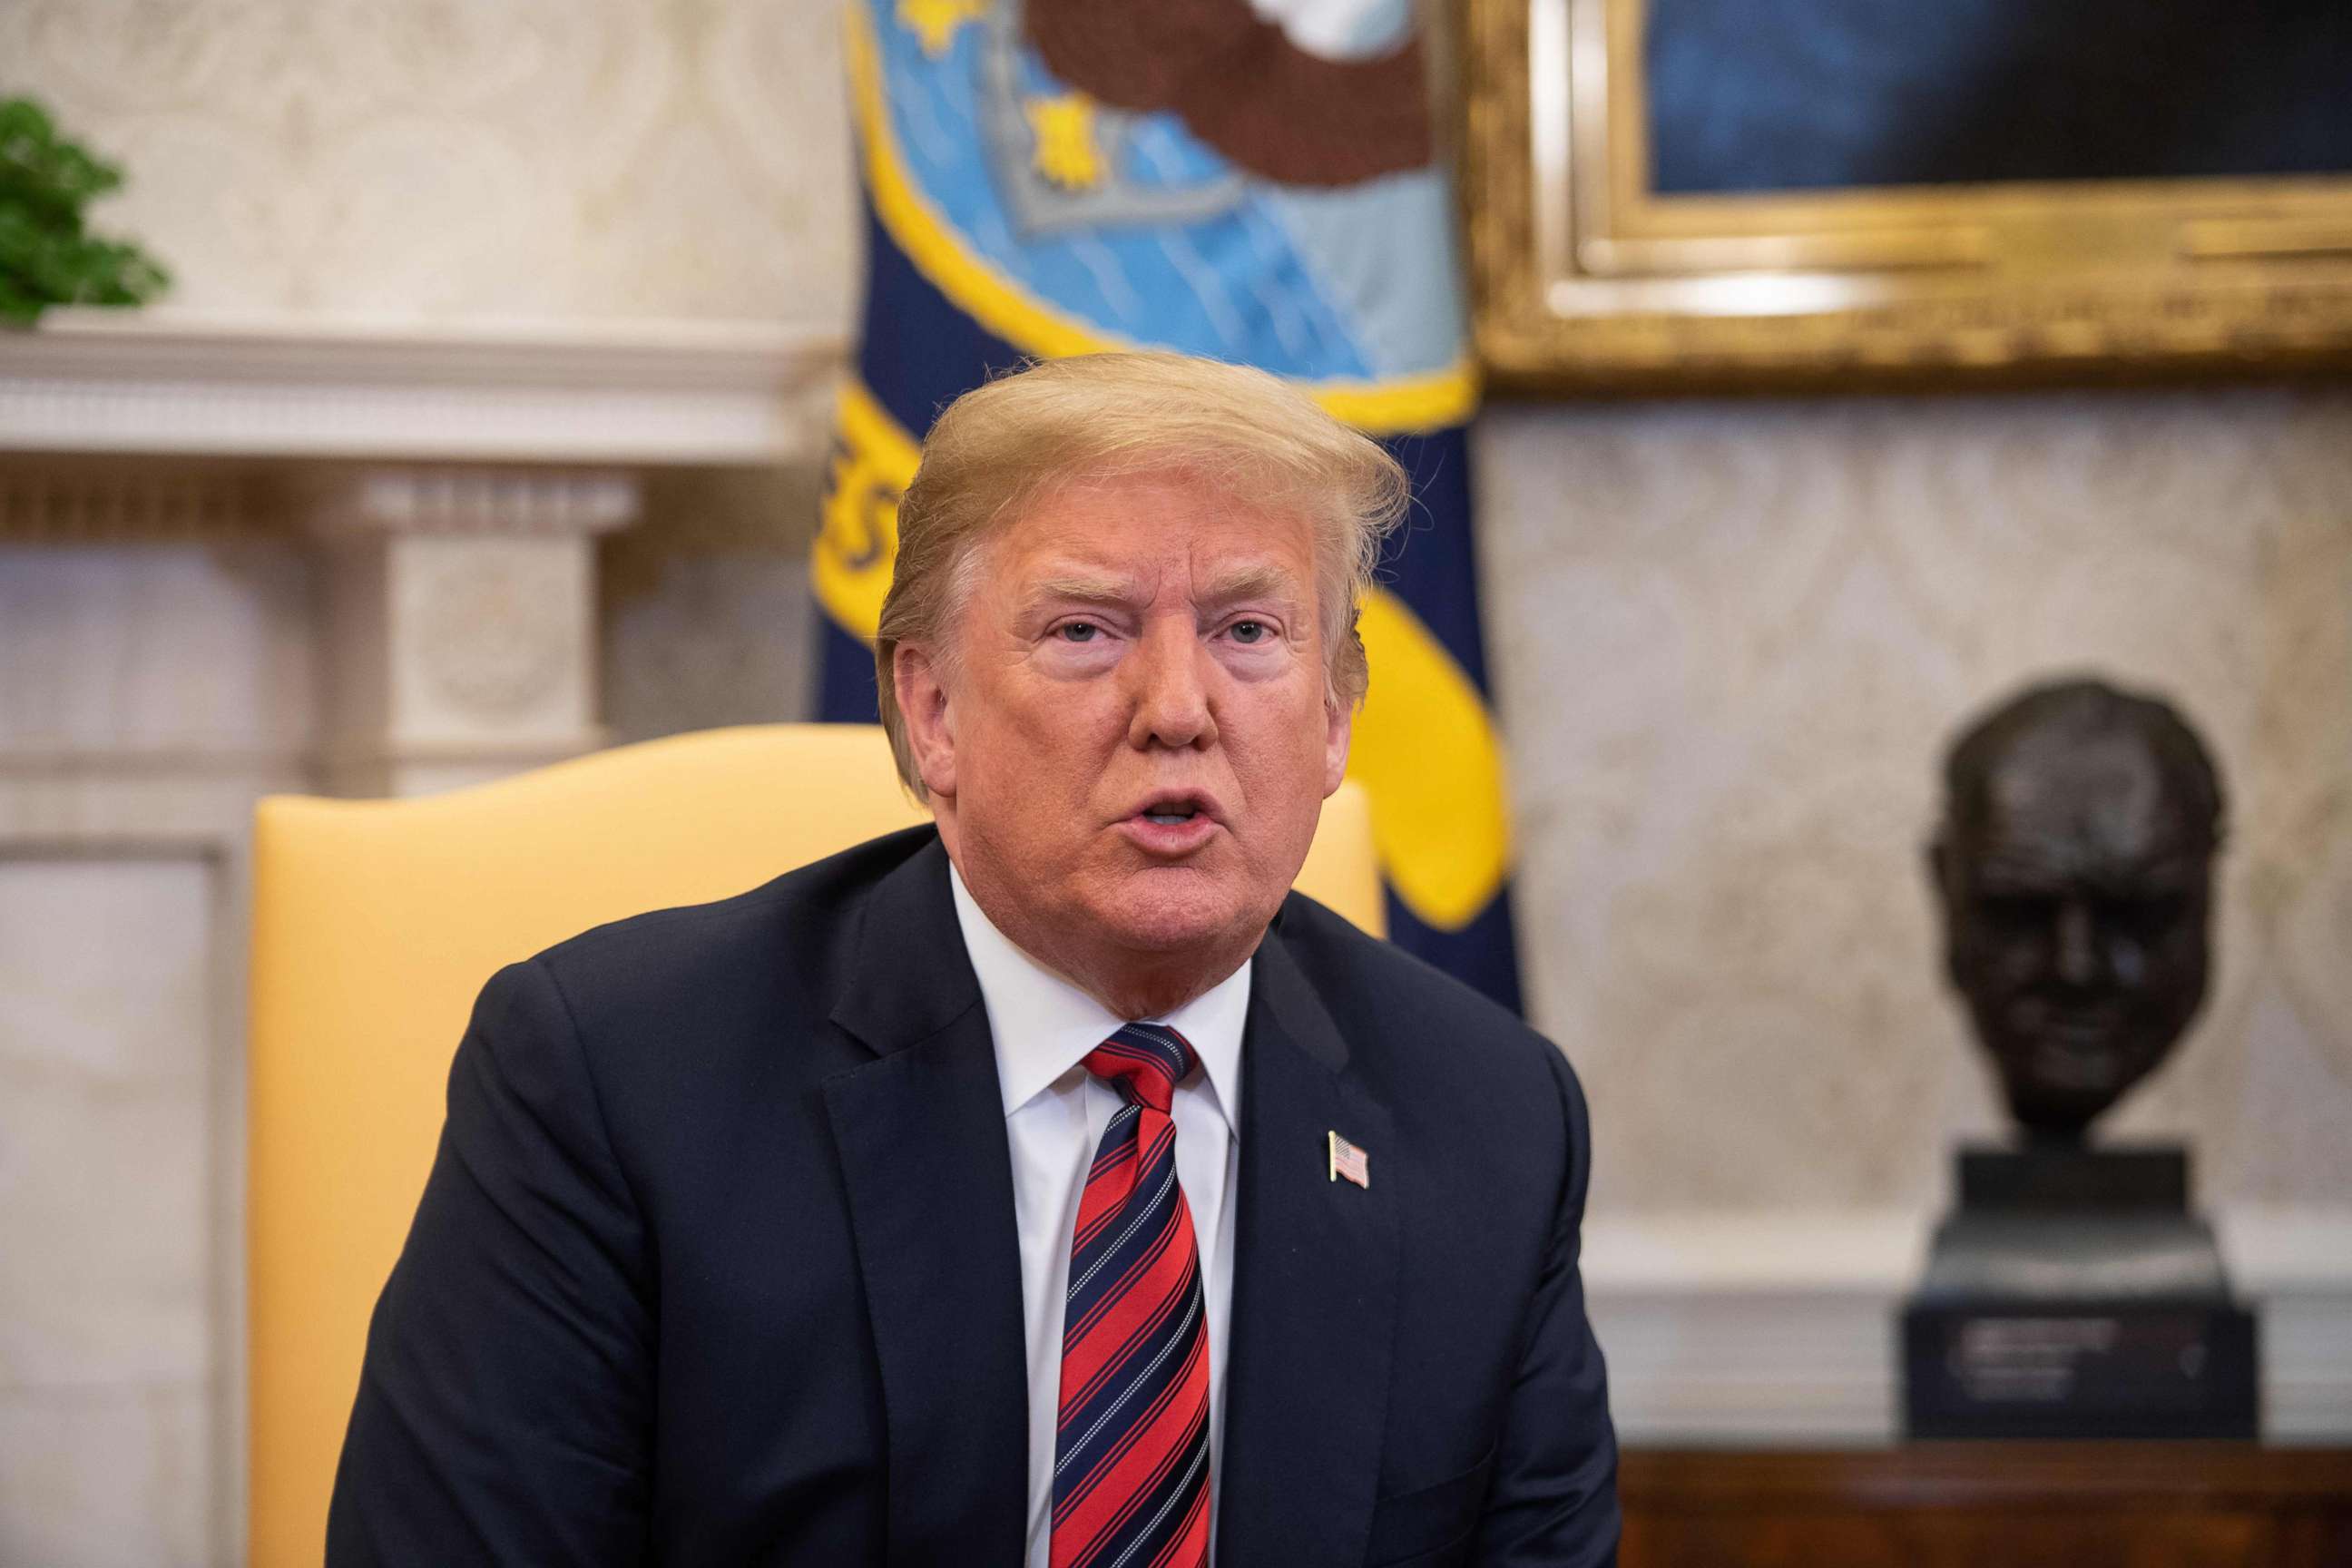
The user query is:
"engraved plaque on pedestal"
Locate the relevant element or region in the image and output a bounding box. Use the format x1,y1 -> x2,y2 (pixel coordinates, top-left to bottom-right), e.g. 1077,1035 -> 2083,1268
1903,1144 -> 2258,1439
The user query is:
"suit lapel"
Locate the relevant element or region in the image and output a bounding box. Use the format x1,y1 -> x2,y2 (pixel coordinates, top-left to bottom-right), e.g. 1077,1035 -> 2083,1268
1215,915 -> 1397,1568
825,838 -> 1029,1567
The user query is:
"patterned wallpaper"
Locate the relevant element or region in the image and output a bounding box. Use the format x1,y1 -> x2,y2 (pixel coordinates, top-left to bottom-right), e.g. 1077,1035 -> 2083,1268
0,0 -> 856,323
1478,388 -> 2352,1213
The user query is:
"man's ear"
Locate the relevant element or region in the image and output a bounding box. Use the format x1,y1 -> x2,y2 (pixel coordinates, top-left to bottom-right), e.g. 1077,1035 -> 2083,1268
1322,691 -> 1353,799
893,642 -> 957,801
1322,620 -> 1358,798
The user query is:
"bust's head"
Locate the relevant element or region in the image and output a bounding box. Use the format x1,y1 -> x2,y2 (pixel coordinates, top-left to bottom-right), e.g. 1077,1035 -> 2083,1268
1930,678 -> 2223,1141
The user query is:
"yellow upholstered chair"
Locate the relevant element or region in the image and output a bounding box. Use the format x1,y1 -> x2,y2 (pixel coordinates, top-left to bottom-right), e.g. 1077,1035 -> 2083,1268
247,721 -> 1382,1565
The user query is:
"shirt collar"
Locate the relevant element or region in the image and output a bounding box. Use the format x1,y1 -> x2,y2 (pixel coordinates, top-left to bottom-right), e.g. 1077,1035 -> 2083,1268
948,862 -> 1249,1140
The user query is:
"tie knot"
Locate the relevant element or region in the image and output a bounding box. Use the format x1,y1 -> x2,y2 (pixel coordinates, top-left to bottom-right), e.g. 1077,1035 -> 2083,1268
1082,1024 -> 1197,1114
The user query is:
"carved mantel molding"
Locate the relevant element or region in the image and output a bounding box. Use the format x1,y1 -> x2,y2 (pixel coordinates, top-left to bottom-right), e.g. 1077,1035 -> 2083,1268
302,466 -> 643,539
0,309 -> 848,797
0,308 -> 844,466
0,459 -> 263,542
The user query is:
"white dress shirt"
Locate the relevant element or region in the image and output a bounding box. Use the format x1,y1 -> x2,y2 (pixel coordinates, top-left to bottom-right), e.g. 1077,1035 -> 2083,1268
947,866 -> 1247,1568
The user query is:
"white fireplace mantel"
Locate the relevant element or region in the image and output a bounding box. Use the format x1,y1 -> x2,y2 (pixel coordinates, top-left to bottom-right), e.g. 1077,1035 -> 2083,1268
0,309 -> 846,466
0,309 -> 850,1564
1,309 -> 848,792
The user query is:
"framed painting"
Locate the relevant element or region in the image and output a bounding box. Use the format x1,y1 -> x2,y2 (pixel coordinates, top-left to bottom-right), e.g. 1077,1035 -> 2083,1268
1462,0 -> 2352,390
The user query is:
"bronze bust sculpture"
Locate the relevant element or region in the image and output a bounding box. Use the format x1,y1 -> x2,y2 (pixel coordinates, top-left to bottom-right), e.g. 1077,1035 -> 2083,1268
1929,678 -> 2224,1142
1907,679 -> 2255,1440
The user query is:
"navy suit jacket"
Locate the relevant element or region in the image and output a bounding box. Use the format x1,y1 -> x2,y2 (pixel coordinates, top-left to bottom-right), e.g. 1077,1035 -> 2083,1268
328,828 -> 1619,1566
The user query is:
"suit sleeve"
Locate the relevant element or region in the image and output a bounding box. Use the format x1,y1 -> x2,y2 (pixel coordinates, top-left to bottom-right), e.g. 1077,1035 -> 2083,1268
1475,1045 -> 1622,1566
328,957 -> 655,1566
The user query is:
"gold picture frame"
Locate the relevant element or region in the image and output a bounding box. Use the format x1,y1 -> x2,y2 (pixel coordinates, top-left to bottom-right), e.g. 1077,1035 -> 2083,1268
1462,0 -> 2352,391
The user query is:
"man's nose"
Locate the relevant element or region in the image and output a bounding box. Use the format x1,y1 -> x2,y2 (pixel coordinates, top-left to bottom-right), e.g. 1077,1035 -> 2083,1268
1125,622 -> 1216,750
2053,898 -> 2102,986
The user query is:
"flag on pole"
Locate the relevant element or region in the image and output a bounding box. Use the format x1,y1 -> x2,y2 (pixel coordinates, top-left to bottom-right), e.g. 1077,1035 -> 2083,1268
815,0 -> 1524,1011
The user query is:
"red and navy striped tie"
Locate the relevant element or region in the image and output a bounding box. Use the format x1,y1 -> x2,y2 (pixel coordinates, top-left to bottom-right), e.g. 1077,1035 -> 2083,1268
1050,1023 -> 1212,1568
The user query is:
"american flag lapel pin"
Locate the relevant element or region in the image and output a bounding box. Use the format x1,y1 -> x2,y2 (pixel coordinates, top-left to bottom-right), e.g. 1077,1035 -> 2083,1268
1327,1130 -> 1369,1190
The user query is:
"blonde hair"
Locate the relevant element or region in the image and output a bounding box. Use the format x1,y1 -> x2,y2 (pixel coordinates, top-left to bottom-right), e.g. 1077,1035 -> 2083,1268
875,352 -> 1410,799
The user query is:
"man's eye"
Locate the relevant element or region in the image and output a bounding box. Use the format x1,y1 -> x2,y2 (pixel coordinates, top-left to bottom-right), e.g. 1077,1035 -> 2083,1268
1230,620 -> 1268,644
2103,893 -> 2189,933
1057,622 -> 1099,642
1977,894 -> 2055,930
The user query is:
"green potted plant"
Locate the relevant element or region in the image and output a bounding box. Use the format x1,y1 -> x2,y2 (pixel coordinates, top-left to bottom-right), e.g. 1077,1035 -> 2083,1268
0,95 -> 170,326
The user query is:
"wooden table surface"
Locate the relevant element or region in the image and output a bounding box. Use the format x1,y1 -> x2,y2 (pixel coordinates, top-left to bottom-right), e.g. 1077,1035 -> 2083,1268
1619,1446 -> 2352,1568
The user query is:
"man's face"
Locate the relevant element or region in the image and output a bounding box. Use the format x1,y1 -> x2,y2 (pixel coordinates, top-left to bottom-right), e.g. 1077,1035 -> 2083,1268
899,470 -> 1349,997
1934,727 -> 2213,1138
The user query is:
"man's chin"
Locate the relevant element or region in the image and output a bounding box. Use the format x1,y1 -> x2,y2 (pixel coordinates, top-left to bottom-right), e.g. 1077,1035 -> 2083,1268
1090,871 -> 1268,956
1101,906 -> 1241,956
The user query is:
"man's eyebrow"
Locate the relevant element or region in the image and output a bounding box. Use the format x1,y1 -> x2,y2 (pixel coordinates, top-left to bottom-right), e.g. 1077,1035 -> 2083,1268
1020,573 -> 1140,611
1198,563 -> 1303,606
1017,564 -> 1305,613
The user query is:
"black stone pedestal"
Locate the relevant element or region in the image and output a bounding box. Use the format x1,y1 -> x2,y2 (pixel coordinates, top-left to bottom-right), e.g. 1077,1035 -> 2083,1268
1902,1143 -> 2259,1440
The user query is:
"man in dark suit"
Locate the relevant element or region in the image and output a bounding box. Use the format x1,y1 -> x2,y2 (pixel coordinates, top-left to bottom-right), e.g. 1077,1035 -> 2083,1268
328,352 -> 1618,1566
